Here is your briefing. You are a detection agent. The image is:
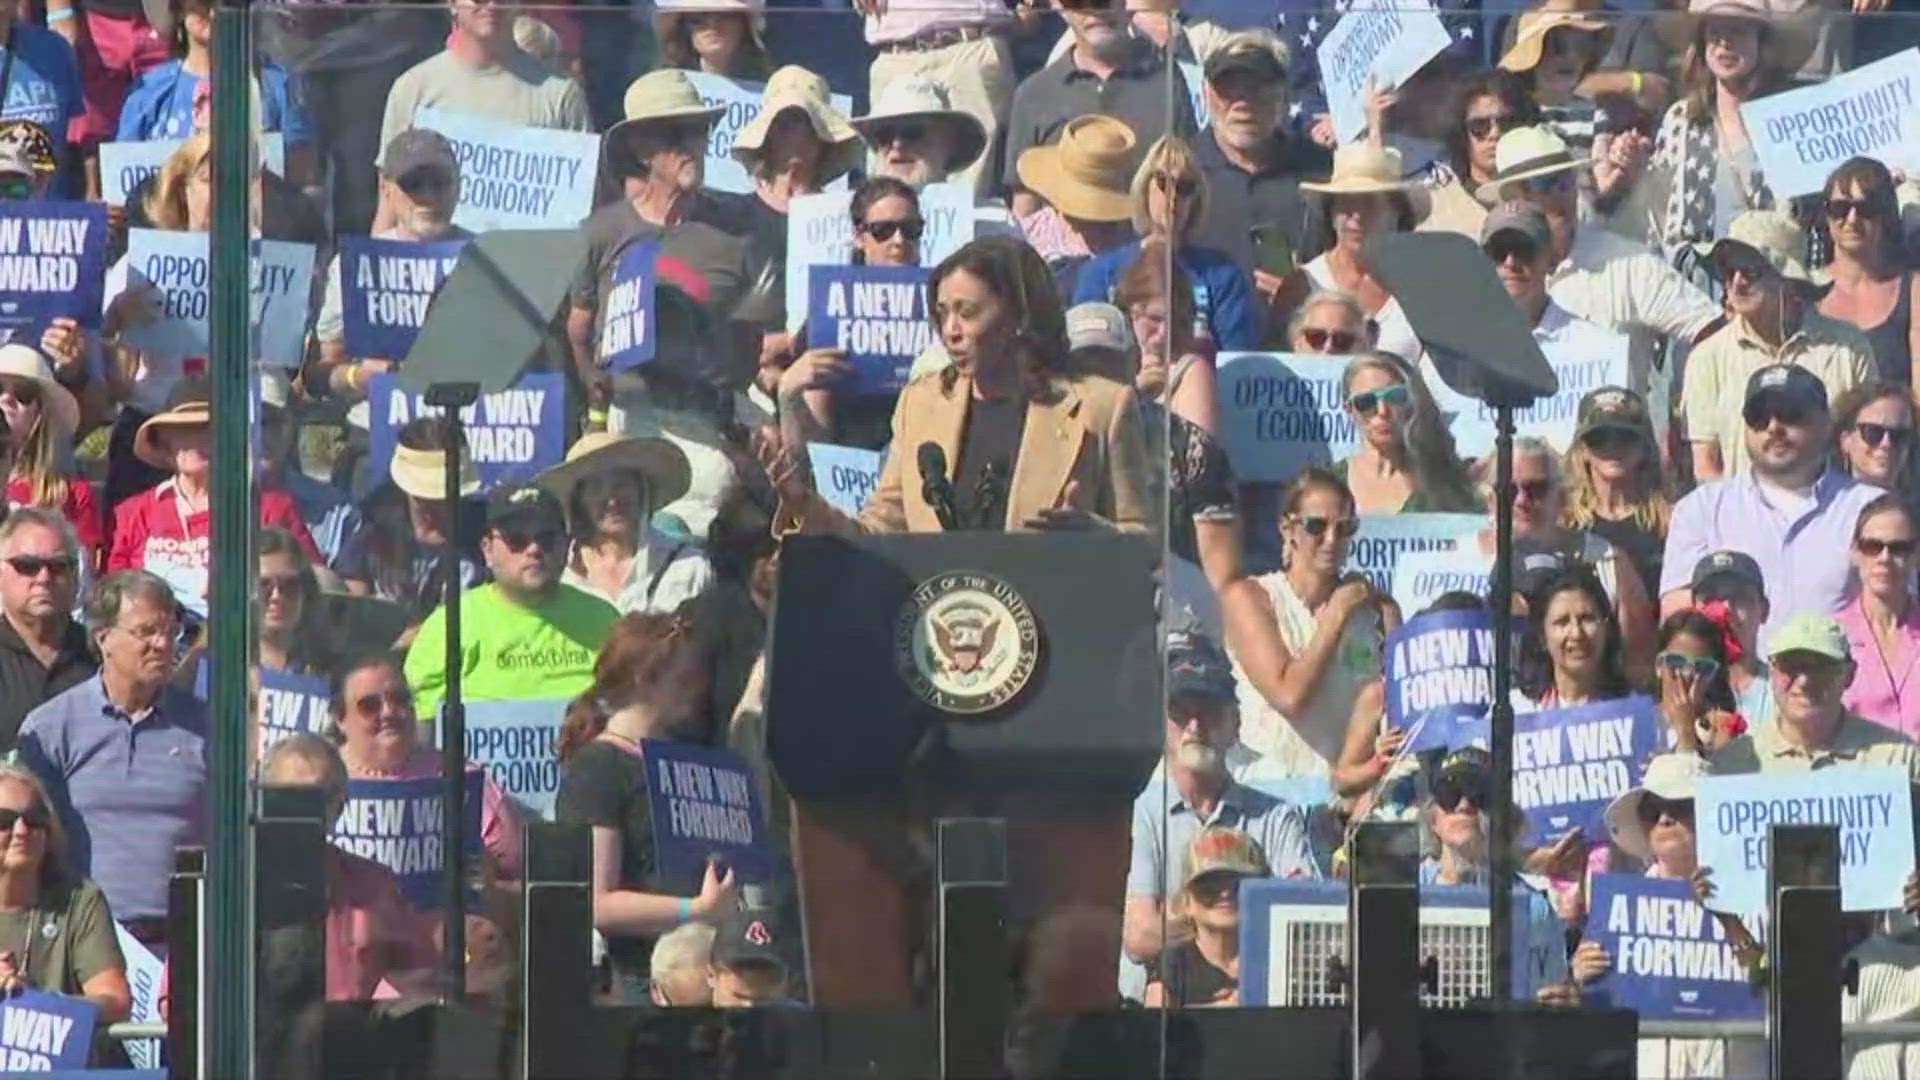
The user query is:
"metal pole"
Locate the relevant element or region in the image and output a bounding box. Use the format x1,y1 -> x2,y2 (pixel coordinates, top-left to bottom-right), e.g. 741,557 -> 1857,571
428,382 -> 479,1000
1487,403 -> 1517,1006
208,0 -> 256,1073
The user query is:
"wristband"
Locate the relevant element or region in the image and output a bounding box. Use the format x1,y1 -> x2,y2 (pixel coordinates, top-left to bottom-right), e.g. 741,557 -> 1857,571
47,8 -> 74,22
1630,71 -> 1644,97
587,406 -> 608,425
678,897 -> 693,923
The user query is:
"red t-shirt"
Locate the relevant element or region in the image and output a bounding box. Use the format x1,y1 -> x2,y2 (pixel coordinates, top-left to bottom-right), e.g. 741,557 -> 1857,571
108,480 -> 321,588
5,475 -> 104,560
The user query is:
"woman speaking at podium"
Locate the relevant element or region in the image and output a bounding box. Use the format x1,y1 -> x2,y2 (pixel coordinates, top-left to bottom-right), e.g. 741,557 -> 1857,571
762,234 -> 1155,535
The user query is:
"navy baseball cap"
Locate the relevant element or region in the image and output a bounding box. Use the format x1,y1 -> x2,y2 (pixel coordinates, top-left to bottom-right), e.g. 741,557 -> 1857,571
1168,629 -> 1236,701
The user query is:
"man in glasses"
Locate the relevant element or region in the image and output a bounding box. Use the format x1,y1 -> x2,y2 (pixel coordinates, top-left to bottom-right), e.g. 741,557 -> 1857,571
0,508 -> 94,751
404,482 -> 619,722
1660,365 -> 1883,647
1680,209 -> 1874,481
1481,203 -> 1626,359
850,77 -> 986,192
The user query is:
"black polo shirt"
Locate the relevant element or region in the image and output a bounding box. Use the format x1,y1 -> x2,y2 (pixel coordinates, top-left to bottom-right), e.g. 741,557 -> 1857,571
0,614 -> 97,752
1190,126 -> 1332,276
1000,39 -> 1197,196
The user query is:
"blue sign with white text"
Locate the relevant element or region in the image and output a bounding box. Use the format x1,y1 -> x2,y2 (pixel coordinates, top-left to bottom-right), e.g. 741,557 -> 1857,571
256,666 -> 332,759
366,370 -> 566,493
599,241 -> 657,372
0,989 -> 97,1071
331,772 -> 484,909
1586,873 -> 1760,1020
645,740 -> 772,894
0,201 -> 107,334
1385,608 -> 1494,754
1696,766 -> 1914,915
340,236 -> 468,360
807,264 -> 931,396
1513,697 -> 1660,847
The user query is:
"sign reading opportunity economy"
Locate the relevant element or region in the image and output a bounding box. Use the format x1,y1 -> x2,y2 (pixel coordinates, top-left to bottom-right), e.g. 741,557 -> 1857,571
98,133 -> 287,207
1696,766 -> 1915,914
113,923 -> 165,1070
645,740 -> 772,894
1349,513 -> 1482,598
0,989 -> 96,1071
1741,48 -> 1919,198
807,442 -> 882,516
1384,607 -> 1495,754
1389,547 -> 1493,616
122,230 -> 314,365
1216,352 -> 1359,483
1317,0 -> 1454,143
599,240 -> 657,372
464,698 -> 566,820
1512,696 -> 1661,846
366,370 -> 566,492
412,108 -> 598,231
0,200 -> 108,334
1447,326 -> 1631,458
1586,873 -> 1760,1021
331,772 -> 484,909
808,265 -> 931,395
339,236 -> 468,360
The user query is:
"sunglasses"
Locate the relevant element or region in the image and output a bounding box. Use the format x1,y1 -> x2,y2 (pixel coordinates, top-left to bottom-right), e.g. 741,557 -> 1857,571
1153,173 -> 1197,198
0,377 -> 38,405
1347,383 -> 1409,415
1857,537 -> 1917,558
1058,0 -> 1115,10
1655,651 -> 1721,680
1519,172 -> 1574,196
396,168 -> 454,197
1581,427 -> 1642,453
1852,422 -> 1912,449
1465,113 -> 1518,140
0,806 -> 49,833
1514,478 -> 1553,501
495,526 -> 564,553
1635,795 -> 1694,828
1825,197 -> 1887,222
353,689 -> 412,716
5,554 -> 74,579
1301,327 -> 1359,352
1188,872 -> 1244,904
861,218 -> 925,243
1486,237 -> 1542,265
1720,256 -> 1774,283
1432,773 -> 1488,813
871,123 -> 928,147
257,574 -> 304,598
1292,515 -> 1359,539
1743,400 -> 1815,431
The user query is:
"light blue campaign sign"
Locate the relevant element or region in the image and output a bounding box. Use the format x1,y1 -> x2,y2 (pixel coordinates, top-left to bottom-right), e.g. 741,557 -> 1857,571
339,236 -> 467,360
1349,513 -> 1482,597
808,264 -> 931,395
1513,696 -> 1660,847
1216,351 -> 1357,483
366,370 -> 566,493
1696,766 -> 1914,915
645,740 -> 772,895
0,200 -> 108,333
1586,873 -> 1761,1020
599,240 -> 657,372
112,923 -> 165,1070
785,183 -> 968,333
808,442 -> 882,516
332,772 -> 484,910
1317,0 -> 1455,143
1385,608 -> 1495,754
98,134 -> 285,207
0,989 -> 97,1071
464,699 -> 565,820
1740,49 -> 1919,199
413,108 -> 598,231
123,230 -> 314,366
257,667 -> 332,759
1445,324 -> 1630,458
1179,60 -> 1208,127
687,73 -> 853,195
1389,547 -> 1492,616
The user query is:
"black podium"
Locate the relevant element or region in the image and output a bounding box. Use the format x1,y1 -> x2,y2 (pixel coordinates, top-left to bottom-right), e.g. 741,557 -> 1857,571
765,532 -> 1160,1010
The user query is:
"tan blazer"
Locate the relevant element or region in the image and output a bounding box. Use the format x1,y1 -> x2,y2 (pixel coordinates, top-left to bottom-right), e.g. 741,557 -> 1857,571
793,370 -> 1156,535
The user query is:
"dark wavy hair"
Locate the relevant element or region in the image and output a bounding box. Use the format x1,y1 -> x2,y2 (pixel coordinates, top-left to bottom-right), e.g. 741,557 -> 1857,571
1655,610 -> 1738,714
1517,563 -> 1630,701
928,235 -> 1070,402
1446,68 -> 1542,182
258,526 -> 337,677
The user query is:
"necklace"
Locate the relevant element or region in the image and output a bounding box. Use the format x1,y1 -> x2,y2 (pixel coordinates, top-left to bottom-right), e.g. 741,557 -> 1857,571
1862,597 -> 1914,712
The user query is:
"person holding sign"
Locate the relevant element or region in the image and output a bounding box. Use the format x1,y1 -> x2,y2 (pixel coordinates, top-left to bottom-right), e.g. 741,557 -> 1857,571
655,0 -> 771,81
555,610 -> 739,1003
850,77 -> 988,192
1561,387 -> 1672,607
1518,563 -> 1634,711
729,65 -> 863,255
0,345 -> 99,566
1221,467 -> 1395,776
539,431 -> 711,616
761,234 -> 1154,536
1834,495 -> 1920,739
1333,350 -> 1479,514
1833,381 -> 1918,498
1282,144 -> 1428,366
1817,157 -> 1920,389
0,762 -> 131,1026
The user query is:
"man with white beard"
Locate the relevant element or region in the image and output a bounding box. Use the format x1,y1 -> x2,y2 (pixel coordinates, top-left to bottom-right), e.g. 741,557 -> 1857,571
850,77 -> 987,192
312,128 -> 472,401
1001,0 -> 1195,220
1120,629 -> 1317,999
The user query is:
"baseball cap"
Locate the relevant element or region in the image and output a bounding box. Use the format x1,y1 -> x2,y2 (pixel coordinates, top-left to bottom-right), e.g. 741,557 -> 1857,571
711,907 -> 786,970
1573,386 -> 1653,445
1203,31 -> 1288,85
1689,550 -> 1764,596
485,482 -> 566,532
382,128 -> 459,182
1167,628 -> 1235,702
1435,745 -> 1491,782
1479,203 -> 1552,252
1742,363 -> 1828,419
1765,610 -> 1850,663
1065,302 -> 1131,355
1182,826 -> 1270,890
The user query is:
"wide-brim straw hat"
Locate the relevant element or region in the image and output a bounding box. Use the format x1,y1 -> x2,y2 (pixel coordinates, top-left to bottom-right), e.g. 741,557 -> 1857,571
1298,143 -> 1431,221
1016,114 -> 1138,223
390,441 -> 481,501
850,76 -> 988,176
1662,0 -> 1817,74
1500,0 -> 1615,72
604,70 -> 728,178
1474,124 -> 1587,205
654,0 -> 767,39
1605,753 -> 1710,862
133,394 -> 210,472
536,431 -> 692,522
732,65 -> 863,185
0,343 -> 77,438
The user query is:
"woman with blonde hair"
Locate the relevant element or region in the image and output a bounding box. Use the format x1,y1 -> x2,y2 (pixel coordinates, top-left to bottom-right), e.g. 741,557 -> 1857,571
1559,386 -> 1672,600
1073,135 -> 1259,350
1334,350 -> 1477,513
0,345 -> 101,566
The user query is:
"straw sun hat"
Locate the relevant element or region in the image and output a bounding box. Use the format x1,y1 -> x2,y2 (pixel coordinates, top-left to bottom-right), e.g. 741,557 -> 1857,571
732,65 -> 863,185
389,439 -> 481,501
133,379 -> 211,471
1499,0 -> 1613,73
535,431 -> 692,524
0,343 -> 78,438
1298,143 -> 1431,221
604,70 -> 728,178
1662,0 -> 1817,74
850,77 -> 989,176
1015,114 -> 1138,223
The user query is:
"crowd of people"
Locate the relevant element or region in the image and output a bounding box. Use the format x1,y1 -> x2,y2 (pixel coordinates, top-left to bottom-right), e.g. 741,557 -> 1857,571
0,0 -> 1916,1071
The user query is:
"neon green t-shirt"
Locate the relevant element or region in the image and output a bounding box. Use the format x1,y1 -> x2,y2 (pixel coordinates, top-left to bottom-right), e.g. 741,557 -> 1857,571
404,582 -> 619,724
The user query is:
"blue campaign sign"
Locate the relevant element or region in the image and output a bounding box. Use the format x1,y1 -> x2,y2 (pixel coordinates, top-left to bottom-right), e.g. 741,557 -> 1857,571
339,236 -> 468,360
1389,547 -> 1493,616
598,240 -> 657,372
1741,48 -> 1919,199
412,108 -> 598,231
1385,608 -> 1495,754
331,772 -> 483,909
0,201 -> 108,333
123,230 -> 313,366
0,989 -> 97,1071
807,264 -> 932,396
1317,0 -> 1455,143
687,73 -> 855,195
807,442 -> 882,516
1513,696 -> 1660,847
1696,766 -> 1914,915
1446,325 -> 1631,459
1216,352 -> 1359,484
256,666 -> 332,759
1586,873 -> 1761,1020
464,699 -> 565,820
366,370 -> 566,493
645,740 -> 772,895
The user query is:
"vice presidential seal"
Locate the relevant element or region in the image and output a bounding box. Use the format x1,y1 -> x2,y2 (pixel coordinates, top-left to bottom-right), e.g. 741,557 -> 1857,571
895,572 -> 1040,714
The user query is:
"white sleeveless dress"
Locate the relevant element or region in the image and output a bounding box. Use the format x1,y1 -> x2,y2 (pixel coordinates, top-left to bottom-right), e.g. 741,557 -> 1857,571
1228,570 -> 1384,777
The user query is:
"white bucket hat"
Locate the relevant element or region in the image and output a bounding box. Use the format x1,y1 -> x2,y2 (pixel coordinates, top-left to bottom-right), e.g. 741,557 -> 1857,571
850,77 -> 988,176
732,65 -> 863,185
1604,753 -> 1711,862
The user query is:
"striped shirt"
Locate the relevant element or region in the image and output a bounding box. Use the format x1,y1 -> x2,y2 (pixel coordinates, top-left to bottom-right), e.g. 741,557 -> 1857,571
19,676 -> 209,922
